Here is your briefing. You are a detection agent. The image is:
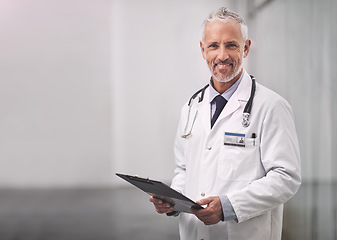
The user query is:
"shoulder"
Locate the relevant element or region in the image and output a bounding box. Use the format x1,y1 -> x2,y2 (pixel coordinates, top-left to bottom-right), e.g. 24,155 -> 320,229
183,84 -> 209,107
255,82 -> 291,108
254,82 -> 294,121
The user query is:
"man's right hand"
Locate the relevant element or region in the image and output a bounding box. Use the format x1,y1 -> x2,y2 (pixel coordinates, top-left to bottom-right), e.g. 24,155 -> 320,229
149,195 -> 174,214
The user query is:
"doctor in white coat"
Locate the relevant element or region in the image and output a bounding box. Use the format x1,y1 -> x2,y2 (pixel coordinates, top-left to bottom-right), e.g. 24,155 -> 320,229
150,7 -> 301,240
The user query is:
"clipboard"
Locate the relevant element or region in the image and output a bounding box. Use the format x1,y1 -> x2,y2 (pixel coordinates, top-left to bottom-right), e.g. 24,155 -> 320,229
116,173 -> 203,214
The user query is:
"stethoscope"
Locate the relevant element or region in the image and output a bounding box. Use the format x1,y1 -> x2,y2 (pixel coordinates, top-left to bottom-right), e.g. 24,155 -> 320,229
181,75 -> 256,138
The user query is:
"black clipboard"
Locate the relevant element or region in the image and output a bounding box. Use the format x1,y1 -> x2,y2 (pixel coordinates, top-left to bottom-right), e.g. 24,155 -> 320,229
116,173 -> 203,214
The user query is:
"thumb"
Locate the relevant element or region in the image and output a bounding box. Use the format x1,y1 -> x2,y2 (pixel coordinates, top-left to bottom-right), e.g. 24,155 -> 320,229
197,197 -> 213,206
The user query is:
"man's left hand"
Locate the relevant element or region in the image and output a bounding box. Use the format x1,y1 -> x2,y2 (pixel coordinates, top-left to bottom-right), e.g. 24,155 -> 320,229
191,196 -> 224,225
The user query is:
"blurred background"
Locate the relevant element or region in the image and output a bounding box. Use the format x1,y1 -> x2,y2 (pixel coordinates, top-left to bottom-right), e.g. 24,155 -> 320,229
0,0 -> 336,239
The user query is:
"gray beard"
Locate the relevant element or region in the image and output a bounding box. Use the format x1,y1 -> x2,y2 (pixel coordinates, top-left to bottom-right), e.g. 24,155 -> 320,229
211,62 -> 243,83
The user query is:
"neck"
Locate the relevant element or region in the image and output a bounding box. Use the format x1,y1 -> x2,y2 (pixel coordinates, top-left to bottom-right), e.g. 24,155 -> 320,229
212,69 -> 243,94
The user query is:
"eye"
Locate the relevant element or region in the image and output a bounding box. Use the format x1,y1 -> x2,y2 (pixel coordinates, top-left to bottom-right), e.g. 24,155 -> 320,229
226,43 -> 238,49
208,43 -> 218,49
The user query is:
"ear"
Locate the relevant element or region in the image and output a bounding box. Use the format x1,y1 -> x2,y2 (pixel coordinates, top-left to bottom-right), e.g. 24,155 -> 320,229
243,39 -> 251,58
200,41 -> 206,60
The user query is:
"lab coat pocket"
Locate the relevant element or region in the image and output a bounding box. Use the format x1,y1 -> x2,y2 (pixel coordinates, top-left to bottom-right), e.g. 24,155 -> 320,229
218,138 -> 260,181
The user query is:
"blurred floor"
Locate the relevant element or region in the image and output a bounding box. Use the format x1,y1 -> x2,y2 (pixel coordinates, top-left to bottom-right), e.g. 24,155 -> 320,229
0,187 -> 179,240
0,182 -> 335,240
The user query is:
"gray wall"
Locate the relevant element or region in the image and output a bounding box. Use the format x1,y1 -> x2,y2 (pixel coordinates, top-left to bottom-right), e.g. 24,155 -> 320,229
0,0 -> 113,187
0,0 -> 234,187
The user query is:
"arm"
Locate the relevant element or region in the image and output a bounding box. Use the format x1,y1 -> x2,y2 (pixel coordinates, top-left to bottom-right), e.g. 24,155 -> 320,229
227,98 -> 301,223
193,98 -> 301,224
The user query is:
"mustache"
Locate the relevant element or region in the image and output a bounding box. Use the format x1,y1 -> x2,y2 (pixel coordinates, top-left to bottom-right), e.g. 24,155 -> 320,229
213,59 -> 233,66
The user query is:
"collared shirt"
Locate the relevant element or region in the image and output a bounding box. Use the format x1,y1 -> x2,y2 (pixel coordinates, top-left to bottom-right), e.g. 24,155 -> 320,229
209,70 -> 244,118
209,70 -> 245,222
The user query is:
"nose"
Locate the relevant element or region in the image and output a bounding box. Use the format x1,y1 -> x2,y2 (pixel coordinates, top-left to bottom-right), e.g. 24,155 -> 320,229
218,45 -> 229,61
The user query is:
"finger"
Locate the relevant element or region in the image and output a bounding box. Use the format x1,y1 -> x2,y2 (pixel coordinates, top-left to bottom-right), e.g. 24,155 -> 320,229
157,208 -> 174,214
191,206 -> 207,218
155,205 -> 174,214
157,203 -> 173,209
149,196 -> 174,214
151,198 -> 172,208
149,196 -> 163,204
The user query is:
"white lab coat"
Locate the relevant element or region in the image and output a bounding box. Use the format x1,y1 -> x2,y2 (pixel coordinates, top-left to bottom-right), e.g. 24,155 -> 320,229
171,71 -> 301,240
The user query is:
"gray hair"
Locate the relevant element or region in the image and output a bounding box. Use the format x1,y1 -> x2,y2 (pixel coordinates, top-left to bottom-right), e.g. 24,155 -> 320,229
201,7 -> 248,43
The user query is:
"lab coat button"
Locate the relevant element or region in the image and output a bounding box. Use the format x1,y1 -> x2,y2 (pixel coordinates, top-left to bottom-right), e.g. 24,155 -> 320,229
206,146 -> 212,150
201,192 -> 205,197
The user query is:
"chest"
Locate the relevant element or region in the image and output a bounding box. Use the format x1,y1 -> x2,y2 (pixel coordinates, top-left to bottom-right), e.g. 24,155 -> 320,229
181,103 -> 265,186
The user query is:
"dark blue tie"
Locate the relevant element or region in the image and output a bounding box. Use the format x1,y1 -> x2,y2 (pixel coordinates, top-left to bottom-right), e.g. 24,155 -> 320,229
211,95 -> 227,128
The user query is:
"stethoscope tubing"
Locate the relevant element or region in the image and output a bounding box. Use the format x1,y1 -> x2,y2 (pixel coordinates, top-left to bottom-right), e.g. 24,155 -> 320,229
244,75 -> 256,114
182,75 -> 256,138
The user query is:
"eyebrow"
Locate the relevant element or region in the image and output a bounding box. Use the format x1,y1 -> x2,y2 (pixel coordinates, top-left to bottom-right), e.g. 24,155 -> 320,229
206,40 -> 239,46
225,41 -> 239,45
206,41 -> 216,46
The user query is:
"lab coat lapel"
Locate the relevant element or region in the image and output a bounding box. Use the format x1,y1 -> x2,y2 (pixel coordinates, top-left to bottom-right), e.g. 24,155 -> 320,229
195,72 -> 252,131
213,72 -> 252,127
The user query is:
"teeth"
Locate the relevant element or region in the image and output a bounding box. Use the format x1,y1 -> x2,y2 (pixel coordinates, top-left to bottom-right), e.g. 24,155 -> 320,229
218,64 -> 231,67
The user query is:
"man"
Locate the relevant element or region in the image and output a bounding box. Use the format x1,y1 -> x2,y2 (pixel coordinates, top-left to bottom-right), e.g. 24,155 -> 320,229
150,7 -> 301,240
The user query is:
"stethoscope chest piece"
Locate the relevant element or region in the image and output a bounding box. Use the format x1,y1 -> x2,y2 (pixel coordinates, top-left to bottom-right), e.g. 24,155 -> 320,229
242,113 -> 250,127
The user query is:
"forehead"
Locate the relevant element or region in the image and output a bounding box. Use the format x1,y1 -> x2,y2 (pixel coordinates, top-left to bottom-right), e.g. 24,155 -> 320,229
204,19 -> 243,43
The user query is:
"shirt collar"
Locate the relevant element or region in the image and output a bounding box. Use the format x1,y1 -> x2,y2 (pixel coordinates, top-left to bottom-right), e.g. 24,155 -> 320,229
209,69 -> 245,103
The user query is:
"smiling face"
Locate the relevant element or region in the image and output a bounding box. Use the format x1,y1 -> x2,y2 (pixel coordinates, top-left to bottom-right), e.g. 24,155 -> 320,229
200,19 -> 251,85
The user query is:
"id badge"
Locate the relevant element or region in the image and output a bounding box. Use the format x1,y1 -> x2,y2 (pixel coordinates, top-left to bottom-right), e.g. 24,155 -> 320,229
224,132 -> 245,147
